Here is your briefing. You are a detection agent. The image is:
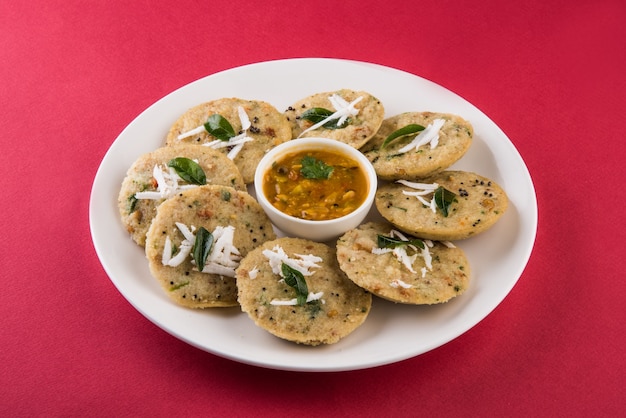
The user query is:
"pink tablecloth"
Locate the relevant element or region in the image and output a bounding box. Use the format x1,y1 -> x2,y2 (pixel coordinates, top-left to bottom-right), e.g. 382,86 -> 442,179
2,0 -> 623,416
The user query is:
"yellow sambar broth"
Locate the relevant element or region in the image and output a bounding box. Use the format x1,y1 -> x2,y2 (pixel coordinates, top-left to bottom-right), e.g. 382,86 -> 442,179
263,149 -> 368,221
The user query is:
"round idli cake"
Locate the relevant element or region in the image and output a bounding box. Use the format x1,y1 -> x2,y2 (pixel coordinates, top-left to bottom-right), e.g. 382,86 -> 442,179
165,98 -> 292,183
283,89 -> 384,149
118,144 -> 245,247
375,171 -> 508,241
145,185 -> 276,308
337,222 -> 470,304
235,237 -> 372,346
361,112 -> 473,180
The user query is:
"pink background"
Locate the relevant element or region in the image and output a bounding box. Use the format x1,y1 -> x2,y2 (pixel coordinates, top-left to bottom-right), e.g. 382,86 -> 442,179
2,0 -> 623,416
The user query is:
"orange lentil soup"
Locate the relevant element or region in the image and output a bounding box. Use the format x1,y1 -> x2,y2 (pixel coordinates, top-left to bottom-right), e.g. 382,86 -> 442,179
262,149 -> 369,221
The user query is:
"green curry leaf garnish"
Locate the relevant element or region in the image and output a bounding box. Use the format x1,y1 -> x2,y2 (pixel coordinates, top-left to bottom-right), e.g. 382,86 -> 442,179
300,107 -> 350,129
434,186 -> 457,217
281,263 -> 309,306
377,234 -> 425,250
192,227 -> 214,272
204,114 -> 236,141
167,157 -> 207,185
380,124 -> 425,149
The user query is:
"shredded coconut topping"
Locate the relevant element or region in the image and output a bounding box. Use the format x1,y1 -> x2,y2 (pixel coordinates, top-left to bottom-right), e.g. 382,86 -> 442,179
397,118 -> 446,153
248,266 -> 259,280
270,292 -> 325,306
161,223 -> 196,267
203,106 -> 253,159
422,240 -> 434,271
160,223 -> 241,277
262,245 -> 322,277
263,245 -> 324,306
176,125 -> 205,140
177,106 -> 254,160
372,229 -> 418,273
371,230 -> 435,279
134,164 -> 198,200
390,279 -> 413,289
397,179 -> 439,213
200,225 -> 241,277
297,94 -> 363,138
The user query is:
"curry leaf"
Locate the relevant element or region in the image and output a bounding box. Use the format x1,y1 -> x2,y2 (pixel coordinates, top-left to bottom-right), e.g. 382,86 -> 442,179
381,124 -> 426,149
300,107 -> 350,129
434,186 -> 457,217
281,263 -> 309,306
377,234 -> 425,250
192,227 -> 214,272
167,157 -> 207,185
204,114 -> 236,140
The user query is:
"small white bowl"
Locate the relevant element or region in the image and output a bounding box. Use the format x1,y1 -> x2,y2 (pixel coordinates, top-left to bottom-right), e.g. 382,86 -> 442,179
254,137 -> 377,242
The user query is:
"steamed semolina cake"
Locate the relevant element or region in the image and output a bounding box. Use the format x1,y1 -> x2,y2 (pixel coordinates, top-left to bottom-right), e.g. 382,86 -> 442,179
118,144 -> 245,246
283,89 -> 384,149
337,222 -> 470,304
165,98 -> 292,183
361,112 -> 473,180
235,237 -> 372,346
376,171 -> 508,241
145,185 -> 276,308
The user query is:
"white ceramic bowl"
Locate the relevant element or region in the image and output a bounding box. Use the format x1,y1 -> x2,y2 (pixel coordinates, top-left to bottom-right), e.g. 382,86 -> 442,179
254,137 -> 377,242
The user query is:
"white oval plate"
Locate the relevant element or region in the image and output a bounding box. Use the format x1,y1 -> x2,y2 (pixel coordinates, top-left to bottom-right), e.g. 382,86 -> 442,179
90,58 -> 537,372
